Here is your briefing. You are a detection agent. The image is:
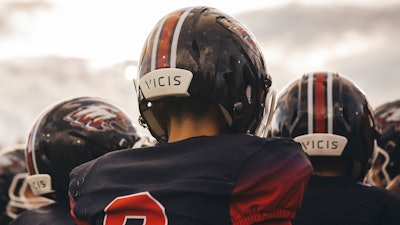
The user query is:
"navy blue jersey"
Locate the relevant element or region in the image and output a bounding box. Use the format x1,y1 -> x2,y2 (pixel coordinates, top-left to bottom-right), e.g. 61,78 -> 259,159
293,175 -> 400,225
9,201 -> 75,225
69,134 -> 313,225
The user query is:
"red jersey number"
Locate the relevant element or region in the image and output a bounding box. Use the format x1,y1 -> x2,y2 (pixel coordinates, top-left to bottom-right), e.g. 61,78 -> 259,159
104,192 -> 168,225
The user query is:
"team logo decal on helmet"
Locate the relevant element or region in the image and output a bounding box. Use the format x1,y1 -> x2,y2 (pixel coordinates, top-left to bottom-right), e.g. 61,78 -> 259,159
64,104 -> 129,133
375,103 -> 400,132
24,96 -> 141,200
217,17 -> 259,53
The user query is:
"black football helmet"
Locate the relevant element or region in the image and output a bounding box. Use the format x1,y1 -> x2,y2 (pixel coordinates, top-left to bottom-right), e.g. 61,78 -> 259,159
136,6 -> 274,142
367,99 -> 400,187
25,96 -> 142,201
269,72 -> 377,181
0,144 -> 27,223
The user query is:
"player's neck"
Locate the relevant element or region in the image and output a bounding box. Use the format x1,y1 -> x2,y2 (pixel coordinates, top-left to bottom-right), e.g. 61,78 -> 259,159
167,115 -> 223,143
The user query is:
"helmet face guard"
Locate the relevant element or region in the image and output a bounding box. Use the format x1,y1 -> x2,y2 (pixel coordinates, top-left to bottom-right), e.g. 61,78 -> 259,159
136,6 -> 272,142
367,100 -> 400,187
25,97 -> 142,200
269,72 -> 377,180
6,173 -> 54,219
0,145 -> 27,222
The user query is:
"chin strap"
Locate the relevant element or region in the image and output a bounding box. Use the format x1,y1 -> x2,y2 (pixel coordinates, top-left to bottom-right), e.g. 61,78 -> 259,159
255,88 -> 276,138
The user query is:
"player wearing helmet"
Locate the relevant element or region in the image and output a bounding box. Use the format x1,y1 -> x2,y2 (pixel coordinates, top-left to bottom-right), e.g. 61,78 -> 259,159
69,6 -> 312,225
269,72 -> 400,225
9,96 -> 143,225
367,99 -> 400,194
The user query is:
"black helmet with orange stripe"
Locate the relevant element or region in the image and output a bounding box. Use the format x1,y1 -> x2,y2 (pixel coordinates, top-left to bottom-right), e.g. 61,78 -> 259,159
269,72 -> 377,181
136,6 -> 274,142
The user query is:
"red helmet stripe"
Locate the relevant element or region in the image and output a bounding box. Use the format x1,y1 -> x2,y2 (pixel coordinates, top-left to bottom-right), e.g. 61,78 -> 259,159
157,11 -> 181,69
314,73 -> 327,133
26,142 -> 36,175
151,7 -> 194,70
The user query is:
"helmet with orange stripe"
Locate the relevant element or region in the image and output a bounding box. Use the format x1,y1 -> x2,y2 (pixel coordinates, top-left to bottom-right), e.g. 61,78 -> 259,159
136,6 -> 274,142
269,72 -> 377,181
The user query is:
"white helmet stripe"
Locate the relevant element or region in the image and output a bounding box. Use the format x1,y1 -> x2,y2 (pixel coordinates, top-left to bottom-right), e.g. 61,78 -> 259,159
170,7 -> 193,68
327,72 -> 333,134
307,73 -> 314,134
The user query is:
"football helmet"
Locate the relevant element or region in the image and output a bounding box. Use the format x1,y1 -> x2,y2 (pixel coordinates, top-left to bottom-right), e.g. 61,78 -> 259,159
136,6 -> 274,142
367,99 -> 400,187
0,144 -> 27,223
25,96 -> 142,201
269,72 -> 377,181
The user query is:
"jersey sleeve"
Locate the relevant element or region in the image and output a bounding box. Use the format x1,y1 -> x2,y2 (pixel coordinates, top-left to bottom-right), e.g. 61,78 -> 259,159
230,138 -> 313,225
68,159 -> 96,225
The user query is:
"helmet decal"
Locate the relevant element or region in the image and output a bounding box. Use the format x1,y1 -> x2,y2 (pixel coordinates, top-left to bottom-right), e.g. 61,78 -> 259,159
217,17 -> 259,53
139,68 -> 193,101
376,106 -> 400,131
63,104 -> 120,132
294,133 -> 348,156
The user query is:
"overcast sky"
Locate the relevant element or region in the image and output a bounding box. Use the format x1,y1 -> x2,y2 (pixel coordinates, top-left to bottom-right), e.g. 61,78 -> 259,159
0,0 -> 399,147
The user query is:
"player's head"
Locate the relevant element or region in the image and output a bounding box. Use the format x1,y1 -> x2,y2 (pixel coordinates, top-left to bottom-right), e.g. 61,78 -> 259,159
0,144 -> 27,223
25,96 -> 142,201
269,72 -> 377,181
136,6 -> 274,142
367,99 -> 400,187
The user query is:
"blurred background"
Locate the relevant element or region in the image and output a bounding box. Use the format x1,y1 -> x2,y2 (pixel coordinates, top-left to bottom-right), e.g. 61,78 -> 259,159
1,0 -> 399,147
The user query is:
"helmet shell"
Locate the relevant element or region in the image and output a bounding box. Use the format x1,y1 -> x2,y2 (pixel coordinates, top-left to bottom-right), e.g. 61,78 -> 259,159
137,6 -> 271,142
269,72 -> 376,180
25,97 -> 140,200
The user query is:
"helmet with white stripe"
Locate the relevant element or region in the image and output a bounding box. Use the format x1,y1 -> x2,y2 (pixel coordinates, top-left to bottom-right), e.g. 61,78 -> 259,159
136,6 -> 273,142
269,72 -> 377,180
